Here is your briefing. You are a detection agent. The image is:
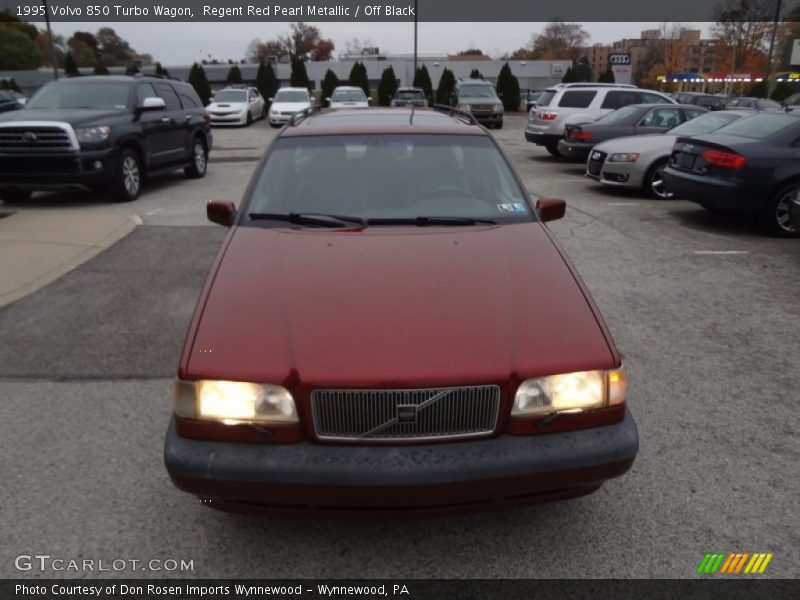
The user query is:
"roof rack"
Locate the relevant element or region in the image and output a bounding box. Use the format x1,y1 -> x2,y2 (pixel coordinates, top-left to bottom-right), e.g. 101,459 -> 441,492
557,83 -> 638,89
431,103 -> 480,126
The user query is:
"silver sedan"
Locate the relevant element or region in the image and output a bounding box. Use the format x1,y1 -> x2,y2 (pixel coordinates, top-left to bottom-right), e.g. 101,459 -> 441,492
586,111 -> 745,199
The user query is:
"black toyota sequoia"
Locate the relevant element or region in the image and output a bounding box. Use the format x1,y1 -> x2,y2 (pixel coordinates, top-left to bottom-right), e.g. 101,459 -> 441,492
0,76 -> 212,203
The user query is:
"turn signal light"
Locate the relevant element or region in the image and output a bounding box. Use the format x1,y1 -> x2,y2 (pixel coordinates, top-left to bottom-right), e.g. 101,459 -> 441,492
702,150 -> 746,169
540,111 -> 558,121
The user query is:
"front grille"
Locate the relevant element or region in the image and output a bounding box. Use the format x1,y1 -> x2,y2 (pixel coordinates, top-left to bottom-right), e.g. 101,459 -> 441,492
281,111 -> 297,116
311,385 -> 501,441
588,150 -> 607,176
0,126 -> 74,151
471,104 -> 493,112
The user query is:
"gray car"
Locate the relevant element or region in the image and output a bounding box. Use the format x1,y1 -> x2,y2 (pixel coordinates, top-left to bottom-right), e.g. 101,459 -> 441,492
586,110 -> 746,199
453,78 -> 504,128
557,103 -> 708,161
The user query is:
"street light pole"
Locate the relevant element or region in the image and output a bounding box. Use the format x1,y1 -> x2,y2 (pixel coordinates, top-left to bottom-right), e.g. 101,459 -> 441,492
765,0 -> 783,98
41,0 -> 58,80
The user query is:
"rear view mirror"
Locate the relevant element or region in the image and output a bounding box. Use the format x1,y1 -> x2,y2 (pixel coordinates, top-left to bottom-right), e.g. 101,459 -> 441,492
207,201 -> 237,227
536,198 -> 566,223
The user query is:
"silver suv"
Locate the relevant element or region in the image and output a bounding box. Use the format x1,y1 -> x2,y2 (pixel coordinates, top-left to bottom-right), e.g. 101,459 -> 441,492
525,83 -> 675,155
453,78 -> 504,129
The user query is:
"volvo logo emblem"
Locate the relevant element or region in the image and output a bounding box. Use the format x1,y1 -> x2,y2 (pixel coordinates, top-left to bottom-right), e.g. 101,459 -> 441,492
396,405 -> 418,424
609,54 -> 632,65
22,132 -> 38,143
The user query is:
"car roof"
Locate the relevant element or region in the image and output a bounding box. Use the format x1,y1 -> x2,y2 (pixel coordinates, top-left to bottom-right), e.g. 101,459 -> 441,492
276,87 -> 310,93
333,86 -> 364,91
281,108 -> 487,137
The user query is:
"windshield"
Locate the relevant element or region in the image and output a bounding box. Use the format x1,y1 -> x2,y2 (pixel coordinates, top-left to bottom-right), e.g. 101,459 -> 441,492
26,82 -> 129,111
246,135 -> 531,224
668,112 -> 741,136
332,89 -> 367,102
595,105 -> 641,124
757,99 -> 781,110
458,85 -> 497,98
396,90 -> 424,100
713,113 -> 799,139
274,90 -> 309,103
214,90 -> 247,103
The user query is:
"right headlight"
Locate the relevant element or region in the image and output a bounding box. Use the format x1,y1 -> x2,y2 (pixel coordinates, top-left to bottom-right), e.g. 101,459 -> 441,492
608,153 -> 640,163
512,368 -> 626,417
174,380 -> 298,425
457,104 -> 472,112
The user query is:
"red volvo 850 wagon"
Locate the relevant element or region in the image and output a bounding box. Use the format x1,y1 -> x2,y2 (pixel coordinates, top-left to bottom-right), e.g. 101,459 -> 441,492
164,108 -> 638,514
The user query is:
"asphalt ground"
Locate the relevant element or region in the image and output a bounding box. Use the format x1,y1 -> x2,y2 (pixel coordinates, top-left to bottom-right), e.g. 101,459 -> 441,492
1,115 -> 798,579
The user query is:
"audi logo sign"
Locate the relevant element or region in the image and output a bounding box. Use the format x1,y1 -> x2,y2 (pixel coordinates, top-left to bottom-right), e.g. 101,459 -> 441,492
609,54 -> 632,65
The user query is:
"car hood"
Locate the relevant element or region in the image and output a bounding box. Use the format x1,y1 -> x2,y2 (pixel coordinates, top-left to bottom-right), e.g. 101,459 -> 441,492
208,101 -> 246,111
594,134 -> 675,154
0,108 -> 127,127
184,224 -> 617,387
270,101 -> 310,112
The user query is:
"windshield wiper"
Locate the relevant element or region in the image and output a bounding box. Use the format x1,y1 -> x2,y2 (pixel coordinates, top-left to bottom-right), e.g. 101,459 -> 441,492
248,212 -> 366,228
366,216 -> 497,226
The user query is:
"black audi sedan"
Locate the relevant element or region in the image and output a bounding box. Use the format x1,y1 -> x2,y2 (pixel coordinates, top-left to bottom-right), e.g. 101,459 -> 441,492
662,112 -> 800,237
558,104 -> 707,161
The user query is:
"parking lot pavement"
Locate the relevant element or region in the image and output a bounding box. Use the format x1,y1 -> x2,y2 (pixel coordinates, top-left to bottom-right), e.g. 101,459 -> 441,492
1,115 -> 798,579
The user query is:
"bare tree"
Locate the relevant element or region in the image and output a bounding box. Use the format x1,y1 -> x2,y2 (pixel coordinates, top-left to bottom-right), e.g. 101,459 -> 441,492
531,21 -> 590,61
341,38 -> 374,57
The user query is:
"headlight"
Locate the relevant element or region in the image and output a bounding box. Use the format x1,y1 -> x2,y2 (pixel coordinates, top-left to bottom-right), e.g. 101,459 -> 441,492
493,103 -> 503,112
75,126 -> 110,144
608,153 -> 640,163
457,104 -> 471,112
512,368 -> 626,417
174,380 -> 298,425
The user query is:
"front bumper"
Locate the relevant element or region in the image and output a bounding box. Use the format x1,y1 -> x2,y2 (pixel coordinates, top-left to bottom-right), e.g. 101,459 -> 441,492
0,148 -> 117,190
525,128 -> 562,147
662,167 -> 762,213
164,408 -> 638,513
209,112 -> 247,125
557,139 -> 592,161
470,112 -> 503,126
269,112 -> 301,125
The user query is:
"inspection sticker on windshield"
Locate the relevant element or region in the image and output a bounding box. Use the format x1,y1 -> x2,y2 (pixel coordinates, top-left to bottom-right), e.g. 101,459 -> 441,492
497,203 -> 526,213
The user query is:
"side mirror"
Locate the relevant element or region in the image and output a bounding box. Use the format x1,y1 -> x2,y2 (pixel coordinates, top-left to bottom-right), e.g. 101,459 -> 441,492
139,97 -> 166,111
536,198 -> 566,223
367,98 -> 372,104
498,92 -> 504,98
207,201 -> 237,227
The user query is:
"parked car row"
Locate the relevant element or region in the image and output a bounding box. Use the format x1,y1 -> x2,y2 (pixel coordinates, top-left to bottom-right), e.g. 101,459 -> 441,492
523,84 -> 800,236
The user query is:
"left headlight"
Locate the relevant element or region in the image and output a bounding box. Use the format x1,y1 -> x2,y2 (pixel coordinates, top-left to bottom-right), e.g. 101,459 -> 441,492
457,104 -> 472,112
75,126 -> 111,144
493,103 -> 504,112
608,152 -> 639,163
512,368 -> 626,417
174,380 -> 298,425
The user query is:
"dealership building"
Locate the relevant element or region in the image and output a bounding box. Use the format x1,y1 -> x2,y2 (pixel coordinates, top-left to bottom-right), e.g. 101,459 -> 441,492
1,56 -> 572,98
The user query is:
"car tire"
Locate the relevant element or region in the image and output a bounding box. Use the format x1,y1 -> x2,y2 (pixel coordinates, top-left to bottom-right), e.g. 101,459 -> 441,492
111,148 -> 142,203
496,120 -> 504,129
760,183 -> 800,237
184,137 -> 208,179
0,190 -> 32,204
545,144 -> 560,156
644,160 -> 674,200
246,111 -> 253,126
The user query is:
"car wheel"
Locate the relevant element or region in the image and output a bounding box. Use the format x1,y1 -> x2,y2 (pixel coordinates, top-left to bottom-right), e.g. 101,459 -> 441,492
644,160 -> 674,200
112,148 -> 142,202
760,183 -> 800,237
545,144 -> 560,156
0,189 -> 32,204
496,120 -> 504,129
184,137 -> 208,179
246,111 -> 253,126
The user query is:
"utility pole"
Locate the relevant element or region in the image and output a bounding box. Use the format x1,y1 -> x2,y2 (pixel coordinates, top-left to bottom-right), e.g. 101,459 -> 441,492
41,0 -> 58,80
413,0 -> 418,77
766,0 -> 783,98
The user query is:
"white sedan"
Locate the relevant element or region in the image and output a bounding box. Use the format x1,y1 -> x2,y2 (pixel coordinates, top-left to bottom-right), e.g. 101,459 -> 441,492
328,86 -> 370,110
207,87 -> 266,126
269,88 -> 313,127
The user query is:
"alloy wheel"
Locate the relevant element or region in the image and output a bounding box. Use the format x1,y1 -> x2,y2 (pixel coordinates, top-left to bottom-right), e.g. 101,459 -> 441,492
122,156 -> 140,197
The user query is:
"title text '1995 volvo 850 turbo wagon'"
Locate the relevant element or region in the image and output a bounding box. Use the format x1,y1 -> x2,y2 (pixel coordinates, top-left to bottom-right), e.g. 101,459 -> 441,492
164,108 -> 639,514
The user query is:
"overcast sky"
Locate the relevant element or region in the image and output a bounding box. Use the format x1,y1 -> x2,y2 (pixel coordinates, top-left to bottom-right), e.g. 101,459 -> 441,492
47,21 -> 714,65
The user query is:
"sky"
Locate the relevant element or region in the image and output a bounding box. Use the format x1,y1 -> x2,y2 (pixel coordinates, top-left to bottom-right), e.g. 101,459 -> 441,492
47,21 -> 714,65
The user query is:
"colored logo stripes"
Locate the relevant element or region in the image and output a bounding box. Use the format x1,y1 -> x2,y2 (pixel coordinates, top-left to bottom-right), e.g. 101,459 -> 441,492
697,552 -> 773,574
